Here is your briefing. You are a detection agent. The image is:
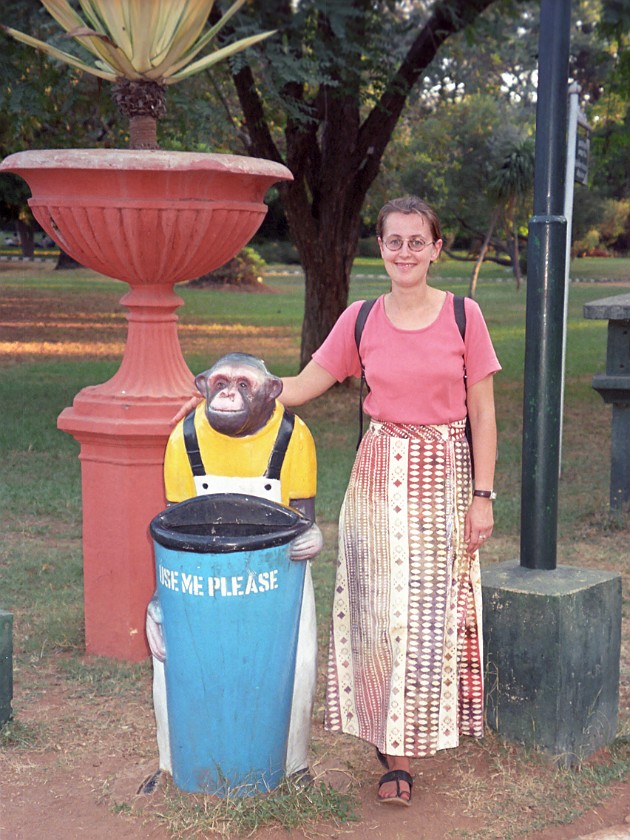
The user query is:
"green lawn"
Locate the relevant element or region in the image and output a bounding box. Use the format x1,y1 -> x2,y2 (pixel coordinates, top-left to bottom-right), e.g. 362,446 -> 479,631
1,258 -> 626,533
1,258 -> 626,610
0,257 -> 628,838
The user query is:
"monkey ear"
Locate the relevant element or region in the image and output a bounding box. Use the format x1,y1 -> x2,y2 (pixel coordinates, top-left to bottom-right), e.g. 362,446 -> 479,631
195,371 -> 210,397
267,375 -> 283,401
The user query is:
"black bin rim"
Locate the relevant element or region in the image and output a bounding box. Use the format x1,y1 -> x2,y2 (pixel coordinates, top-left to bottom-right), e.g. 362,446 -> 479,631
150,493 -> 312,554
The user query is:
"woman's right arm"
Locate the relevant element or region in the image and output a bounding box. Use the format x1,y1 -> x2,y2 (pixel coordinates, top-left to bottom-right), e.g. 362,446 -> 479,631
280,360 -> 337,407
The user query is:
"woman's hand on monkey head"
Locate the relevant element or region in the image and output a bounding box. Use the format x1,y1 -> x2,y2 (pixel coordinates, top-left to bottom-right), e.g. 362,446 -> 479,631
169,391 -> 203,426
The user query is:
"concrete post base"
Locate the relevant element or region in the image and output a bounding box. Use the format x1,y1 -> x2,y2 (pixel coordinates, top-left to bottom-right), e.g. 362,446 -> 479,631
481,560 -> 622,766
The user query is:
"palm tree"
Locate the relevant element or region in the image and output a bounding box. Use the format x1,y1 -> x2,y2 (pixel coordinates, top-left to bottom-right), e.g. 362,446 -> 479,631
469,138 -> 535,297
1,0 -> 274,149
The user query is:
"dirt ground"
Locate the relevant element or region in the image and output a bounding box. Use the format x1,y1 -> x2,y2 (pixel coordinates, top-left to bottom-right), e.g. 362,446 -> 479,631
1,654 -> 629,840
1,261 -> 629,840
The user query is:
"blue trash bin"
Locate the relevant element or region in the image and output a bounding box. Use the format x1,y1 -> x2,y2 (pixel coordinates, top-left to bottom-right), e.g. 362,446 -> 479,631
150,493 -> 311,796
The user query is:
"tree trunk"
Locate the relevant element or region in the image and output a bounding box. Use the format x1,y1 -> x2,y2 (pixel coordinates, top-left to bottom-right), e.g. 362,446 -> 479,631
230,0 -> 496,366
128,115 -> 159,150
469,207 -> 500,299
16,219 -> 34,258
291,206 -> 360,369
111,79 -> 165,150
275,137 -> 364,366
511,220 -> 522,291
55,248 -> 82,270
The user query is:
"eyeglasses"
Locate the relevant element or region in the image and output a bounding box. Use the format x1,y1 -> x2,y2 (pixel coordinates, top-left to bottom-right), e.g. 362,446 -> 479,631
381,236 -> 435,252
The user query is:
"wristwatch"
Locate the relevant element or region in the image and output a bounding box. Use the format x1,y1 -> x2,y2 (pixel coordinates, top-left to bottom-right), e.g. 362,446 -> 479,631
473,489 -> 497,500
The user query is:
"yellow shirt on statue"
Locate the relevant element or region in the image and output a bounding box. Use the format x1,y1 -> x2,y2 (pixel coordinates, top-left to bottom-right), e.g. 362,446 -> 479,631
164,401 -> 317,506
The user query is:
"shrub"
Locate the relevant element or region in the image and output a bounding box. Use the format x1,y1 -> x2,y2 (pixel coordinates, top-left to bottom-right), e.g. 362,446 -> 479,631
187,247 -> 267,288
574,228 -> 608,257
251,239 -> 301,265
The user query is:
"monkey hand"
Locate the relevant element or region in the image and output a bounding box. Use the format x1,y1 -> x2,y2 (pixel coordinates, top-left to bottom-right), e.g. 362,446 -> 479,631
146,595 -> 166,662
290,523 -> 323,561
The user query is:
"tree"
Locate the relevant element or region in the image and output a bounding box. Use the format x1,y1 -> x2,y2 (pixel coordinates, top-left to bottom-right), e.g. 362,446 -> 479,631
586,1 -> 630,208
363,0 -> 629,276
396,95 -> 532,238
220,0 -> 499,367
469,138 -> 535,296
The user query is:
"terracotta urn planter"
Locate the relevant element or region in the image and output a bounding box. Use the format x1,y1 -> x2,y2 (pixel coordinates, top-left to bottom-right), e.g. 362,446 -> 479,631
0,149 -> 292,660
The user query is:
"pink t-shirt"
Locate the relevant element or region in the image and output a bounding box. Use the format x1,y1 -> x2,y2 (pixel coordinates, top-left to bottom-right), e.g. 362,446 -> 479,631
312,292 -> 501,425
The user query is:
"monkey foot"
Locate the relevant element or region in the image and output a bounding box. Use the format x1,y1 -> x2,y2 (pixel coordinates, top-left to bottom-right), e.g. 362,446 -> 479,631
137,768 -> 162,795
288,767 -> 314,788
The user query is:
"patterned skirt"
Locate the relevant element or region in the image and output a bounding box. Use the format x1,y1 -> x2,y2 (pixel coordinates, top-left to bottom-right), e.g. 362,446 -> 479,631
324,419 -> 484,758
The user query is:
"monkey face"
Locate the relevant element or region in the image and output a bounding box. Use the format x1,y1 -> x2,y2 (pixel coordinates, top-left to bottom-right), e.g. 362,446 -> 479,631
195,359 -> 282,438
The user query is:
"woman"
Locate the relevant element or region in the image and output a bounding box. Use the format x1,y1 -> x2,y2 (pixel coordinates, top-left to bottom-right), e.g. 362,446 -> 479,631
280,196 -> 500,806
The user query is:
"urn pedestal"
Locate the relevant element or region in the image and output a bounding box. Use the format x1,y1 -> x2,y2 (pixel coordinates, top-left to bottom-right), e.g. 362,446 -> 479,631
0,149 -> 292,660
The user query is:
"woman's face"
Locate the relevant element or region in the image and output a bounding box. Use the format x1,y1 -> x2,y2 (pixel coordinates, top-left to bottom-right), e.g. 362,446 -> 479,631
378,211 -> 442,289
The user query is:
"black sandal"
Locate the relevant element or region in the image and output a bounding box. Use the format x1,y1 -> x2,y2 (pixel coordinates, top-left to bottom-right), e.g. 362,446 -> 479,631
377,769 -> 413,807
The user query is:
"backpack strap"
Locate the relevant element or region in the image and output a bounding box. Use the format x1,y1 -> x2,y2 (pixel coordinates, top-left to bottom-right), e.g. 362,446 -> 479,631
453,294 -> 475,477
355,298 -> 378,449
264,408 -> 295,480
453,293 -> 466,341
453,294 -> 467,389
183,409 -> 206,476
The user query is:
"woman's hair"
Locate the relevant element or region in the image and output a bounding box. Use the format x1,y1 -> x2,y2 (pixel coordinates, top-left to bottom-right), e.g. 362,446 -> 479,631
376,196 -> 442,243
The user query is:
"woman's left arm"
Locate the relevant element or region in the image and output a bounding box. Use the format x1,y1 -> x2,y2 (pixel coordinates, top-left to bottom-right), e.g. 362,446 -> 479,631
464,374 -> 498,555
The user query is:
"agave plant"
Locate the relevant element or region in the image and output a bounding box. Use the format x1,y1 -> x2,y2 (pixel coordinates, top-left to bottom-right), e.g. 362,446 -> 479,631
2,0 -> 274,149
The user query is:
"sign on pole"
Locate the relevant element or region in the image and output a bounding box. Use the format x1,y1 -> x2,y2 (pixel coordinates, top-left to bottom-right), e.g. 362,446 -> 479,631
559,84 -> 592,478
575,121 -> 591,185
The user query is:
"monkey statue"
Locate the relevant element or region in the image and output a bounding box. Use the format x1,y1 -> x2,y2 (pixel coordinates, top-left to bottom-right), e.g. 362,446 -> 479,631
144,353 -> 322,792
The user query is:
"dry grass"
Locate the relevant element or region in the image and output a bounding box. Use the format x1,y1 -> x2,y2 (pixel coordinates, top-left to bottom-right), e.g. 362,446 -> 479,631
443,733 -> 630,839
